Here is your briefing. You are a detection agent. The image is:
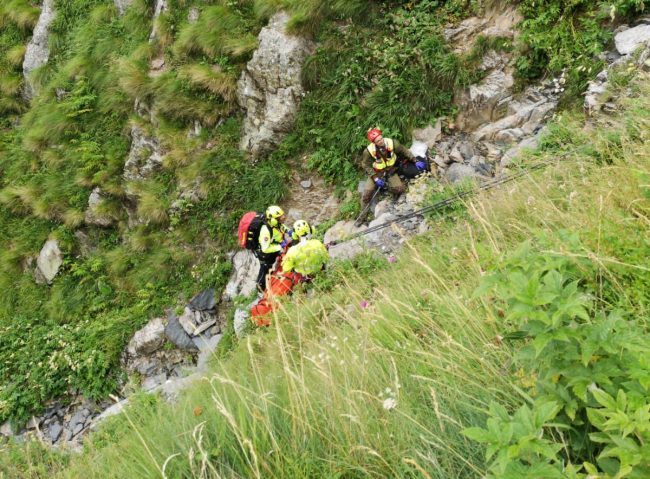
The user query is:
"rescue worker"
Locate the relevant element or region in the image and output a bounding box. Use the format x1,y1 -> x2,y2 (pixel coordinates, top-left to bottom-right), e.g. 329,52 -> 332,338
255,205 -> 288,292
281,220 -> 329,279
356,127 -> 427,224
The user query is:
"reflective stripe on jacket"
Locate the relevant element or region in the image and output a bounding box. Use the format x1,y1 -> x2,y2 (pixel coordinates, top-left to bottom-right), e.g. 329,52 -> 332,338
367,138 -> 396,171
259,224 -> 285,254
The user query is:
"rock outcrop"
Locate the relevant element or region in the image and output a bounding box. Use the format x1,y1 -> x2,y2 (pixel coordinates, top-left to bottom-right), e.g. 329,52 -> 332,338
615,24 -> 650,55
222,251 -> 258,301
114,0 -> 133,16
84,188 -> 115,227
22,0 -> 55,99
34,239 -> 63,284
238,12 -> 315,159
325,173 -> 432,261
443,6 -> 521,54
123,125 -> 165,184
148,0 -> 169,42
233,308 -> 250,338
456,69 -> 515,132
127,317 -> 166,356
586,24 -> 650,115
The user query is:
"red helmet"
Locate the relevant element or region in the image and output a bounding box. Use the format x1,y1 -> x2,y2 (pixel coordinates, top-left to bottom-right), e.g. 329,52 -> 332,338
367,127 -> 382,142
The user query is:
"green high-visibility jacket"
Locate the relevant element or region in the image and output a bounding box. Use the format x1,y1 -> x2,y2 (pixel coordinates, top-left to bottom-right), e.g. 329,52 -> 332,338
281,239 -> 329,276
259,223 -> 286,254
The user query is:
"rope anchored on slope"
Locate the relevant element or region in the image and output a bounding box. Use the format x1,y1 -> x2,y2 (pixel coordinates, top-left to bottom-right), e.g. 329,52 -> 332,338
329,161 -> 552,246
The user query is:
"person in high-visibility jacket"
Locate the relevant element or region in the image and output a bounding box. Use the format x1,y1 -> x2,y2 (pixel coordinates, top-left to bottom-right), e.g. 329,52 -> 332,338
356,127 -> 427,224
255,205 -> 288,292
281,220 -> 329,278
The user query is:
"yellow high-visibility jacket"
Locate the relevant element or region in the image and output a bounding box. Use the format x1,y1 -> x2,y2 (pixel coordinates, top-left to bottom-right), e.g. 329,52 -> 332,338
281,239 -> 329,276
258,224 -> 286,254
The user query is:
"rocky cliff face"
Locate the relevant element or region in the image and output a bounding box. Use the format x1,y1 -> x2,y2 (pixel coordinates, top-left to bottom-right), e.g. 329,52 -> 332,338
322,13 -> 650,263
22,0 -> 55,99
238,12 -> 315,159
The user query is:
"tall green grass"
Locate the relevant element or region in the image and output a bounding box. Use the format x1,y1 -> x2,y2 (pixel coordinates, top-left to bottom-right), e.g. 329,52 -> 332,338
5,70 -> 647,479
0,0 -> 287,424
0,0 -> 36,117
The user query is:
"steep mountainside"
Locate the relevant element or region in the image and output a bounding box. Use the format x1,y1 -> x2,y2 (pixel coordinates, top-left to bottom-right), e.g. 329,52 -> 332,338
1,0 -> 649,477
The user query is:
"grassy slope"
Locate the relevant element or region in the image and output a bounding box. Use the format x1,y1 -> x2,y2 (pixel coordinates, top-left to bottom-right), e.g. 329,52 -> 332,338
3,67 -> 648,478
0,0 -> 488,424
0,0 -> 284,424
0,0 -> 647,463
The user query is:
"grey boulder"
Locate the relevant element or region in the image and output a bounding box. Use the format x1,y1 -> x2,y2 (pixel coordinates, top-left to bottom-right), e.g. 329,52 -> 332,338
35,239 -> 63,284
165,312 -> 198,351
127,317 -> 166,356
615,24 -> 650,55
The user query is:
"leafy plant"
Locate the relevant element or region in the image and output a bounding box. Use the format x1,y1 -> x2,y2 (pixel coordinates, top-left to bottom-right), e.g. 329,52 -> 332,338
469,232 -> 650,478
511,0 -> 647,100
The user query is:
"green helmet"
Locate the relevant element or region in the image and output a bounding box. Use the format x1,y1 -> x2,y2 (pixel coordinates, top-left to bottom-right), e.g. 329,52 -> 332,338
292,219 -> 313,240
266,205 -> 284,226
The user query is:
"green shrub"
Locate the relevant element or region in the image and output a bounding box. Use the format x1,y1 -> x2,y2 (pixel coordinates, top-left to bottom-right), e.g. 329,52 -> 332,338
512,0 -> 647,99
468,233 -> 650,478
282,1 -> 478,187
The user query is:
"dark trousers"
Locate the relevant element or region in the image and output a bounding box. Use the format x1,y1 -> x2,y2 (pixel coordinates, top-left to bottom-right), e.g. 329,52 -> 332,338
254,251 -> 280,292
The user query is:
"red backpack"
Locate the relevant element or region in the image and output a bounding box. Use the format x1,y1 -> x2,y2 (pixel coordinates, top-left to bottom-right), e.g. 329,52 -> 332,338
238,212 -> 265,250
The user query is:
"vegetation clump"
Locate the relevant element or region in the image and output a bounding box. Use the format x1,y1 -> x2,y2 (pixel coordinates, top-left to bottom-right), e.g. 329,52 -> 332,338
511,0 -> 647,98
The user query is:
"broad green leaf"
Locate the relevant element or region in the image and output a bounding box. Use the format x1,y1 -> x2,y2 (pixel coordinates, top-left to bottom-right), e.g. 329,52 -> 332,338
463,427 -> 492,443
592,388 -> 617,410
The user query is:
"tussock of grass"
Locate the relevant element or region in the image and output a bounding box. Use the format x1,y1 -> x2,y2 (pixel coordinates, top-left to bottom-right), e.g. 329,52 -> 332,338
179,64 -> 238,102
4,44 -> 26,67
0,0 -> 39,31
173,4 -> 259,59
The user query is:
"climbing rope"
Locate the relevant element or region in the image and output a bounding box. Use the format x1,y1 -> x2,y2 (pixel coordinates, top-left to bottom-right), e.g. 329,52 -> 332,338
330,160 -> 552,245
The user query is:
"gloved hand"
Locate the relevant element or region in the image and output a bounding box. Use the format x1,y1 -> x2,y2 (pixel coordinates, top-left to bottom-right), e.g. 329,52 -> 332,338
374,178 -> 386,188
280,239 -> 291,248
415,160 -> 427,171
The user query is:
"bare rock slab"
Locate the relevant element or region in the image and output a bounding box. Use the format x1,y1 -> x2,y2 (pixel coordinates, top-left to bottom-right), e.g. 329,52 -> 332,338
223,250 -> 258,301
23,0 -> 55,99
233,308 -> 250,338
188,288 -> 217,312
35,239 -> 62,284
165,311 -> 198,351
238,12 -> 315,158
615,24 -> 650,55
123,124 -> 164,184
412,120 -> 442,149
85,187 -> 114,227
127,317 -> 166,356
114,0 -> 134,15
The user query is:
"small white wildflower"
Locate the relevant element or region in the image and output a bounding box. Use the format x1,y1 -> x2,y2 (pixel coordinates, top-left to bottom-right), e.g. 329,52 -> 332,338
383,398 -> 397,411
385,387 -> 392,395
